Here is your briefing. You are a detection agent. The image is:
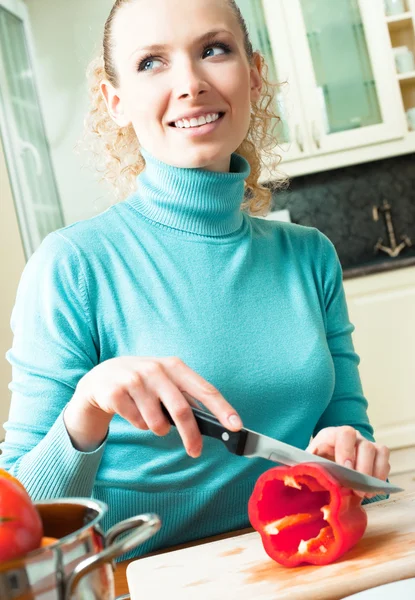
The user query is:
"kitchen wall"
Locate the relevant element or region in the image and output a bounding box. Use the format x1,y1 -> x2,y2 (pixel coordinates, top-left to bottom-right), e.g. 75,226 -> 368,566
0,138 -> 26,440
271,152 -> 415,270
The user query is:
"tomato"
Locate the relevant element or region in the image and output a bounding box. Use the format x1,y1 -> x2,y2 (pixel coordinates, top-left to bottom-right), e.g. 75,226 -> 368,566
0,469 -> 26,493
0,472 -> 43,562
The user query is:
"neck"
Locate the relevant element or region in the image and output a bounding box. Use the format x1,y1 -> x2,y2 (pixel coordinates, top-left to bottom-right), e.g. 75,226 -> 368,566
127,148 -> 251,237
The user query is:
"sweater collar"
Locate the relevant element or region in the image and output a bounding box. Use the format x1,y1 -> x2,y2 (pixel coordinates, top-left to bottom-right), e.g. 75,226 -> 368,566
127,147 -> 251,237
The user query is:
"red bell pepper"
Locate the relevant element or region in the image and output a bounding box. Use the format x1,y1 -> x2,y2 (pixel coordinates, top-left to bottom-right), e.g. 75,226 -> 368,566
248,463 -> 367,567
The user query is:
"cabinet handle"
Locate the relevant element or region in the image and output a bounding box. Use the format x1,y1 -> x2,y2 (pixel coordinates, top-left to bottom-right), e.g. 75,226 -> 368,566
295,124 -> 304,152
18,137 -> 43,176
312,121 -> 321,149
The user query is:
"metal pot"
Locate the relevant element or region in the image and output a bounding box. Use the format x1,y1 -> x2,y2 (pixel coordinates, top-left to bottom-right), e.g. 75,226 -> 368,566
0,497 -> 161,600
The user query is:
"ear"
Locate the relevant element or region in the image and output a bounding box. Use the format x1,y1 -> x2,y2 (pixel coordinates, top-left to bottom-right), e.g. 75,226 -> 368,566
100,79 -> 131,128
250,52 -> 263,103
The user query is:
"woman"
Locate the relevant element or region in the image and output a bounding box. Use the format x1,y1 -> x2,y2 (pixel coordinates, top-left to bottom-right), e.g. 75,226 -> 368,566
0,0 -> 390,558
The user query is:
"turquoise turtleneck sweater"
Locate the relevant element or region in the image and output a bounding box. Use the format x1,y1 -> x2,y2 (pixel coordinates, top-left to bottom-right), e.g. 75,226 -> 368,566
1,149 -> 381,559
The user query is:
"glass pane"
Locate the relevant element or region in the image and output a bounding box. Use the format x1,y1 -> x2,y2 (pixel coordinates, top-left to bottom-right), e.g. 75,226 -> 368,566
300,0 -> 382,134
236,0 -> 289,143
0,6 -> 64,256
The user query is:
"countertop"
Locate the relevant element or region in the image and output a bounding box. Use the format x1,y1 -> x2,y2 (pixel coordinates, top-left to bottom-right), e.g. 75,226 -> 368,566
114,525 -> 254,597
114,491 -> 415,599
343,248 -> 415,279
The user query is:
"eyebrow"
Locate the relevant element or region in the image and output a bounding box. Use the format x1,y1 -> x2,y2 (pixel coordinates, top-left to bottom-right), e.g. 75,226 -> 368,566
129,29 -> 235,59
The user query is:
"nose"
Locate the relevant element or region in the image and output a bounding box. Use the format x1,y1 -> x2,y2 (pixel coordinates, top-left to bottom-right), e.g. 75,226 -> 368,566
173,58 -> 210,100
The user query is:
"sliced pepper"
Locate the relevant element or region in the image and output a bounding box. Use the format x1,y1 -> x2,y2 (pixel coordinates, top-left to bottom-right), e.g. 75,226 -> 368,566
248,463 -> 367,567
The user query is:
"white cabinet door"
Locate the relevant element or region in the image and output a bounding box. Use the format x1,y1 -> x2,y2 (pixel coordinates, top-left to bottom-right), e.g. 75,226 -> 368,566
0,0 -> 64,258
238,0 -> 412,176
261,0 -> 313,163
282,0 -> 406,155
237,0 -> 312,165
344,267 -> 415,450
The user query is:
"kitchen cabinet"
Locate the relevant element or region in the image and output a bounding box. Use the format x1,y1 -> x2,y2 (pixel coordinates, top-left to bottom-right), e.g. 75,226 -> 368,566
387,0 -> 415,130
237,0 -> 414,179
0,0 -> 64,259
344,266 -> 415,450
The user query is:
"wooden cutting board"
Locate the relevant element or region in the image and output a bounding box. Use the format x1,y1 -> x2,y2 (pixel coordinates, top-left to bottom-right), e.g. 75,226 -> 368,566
127,492 -> 415,600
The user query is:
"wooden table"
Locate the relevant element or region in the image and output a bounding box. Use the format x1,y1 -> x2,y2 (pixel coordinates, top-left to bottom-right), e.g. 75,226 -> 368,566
114,526 -> 253,597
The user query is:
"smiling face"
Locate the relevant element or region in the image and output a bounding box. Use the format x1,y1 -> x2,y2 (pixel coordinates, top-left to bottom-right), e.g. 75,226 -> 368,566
101,0 -> 262,172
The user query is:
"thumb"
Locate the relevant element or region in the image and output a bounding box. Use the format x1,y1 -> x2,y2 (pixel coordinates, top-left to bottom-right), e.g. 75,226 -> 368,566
306,442 -> 335,460
306,427 -> 337,454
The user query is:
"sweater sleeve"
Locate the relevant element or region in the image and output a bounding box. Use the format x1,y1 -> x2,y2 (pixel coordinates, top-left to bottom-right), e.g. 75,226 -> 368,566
312,234 -> 374,441
312,234 -> 388,505
0,231 -> 105,500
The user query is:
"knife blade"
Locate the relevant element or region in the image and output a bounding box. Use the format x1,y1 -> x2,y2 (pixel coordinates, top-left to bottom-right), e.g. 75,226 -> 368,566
162,404 -> 404,494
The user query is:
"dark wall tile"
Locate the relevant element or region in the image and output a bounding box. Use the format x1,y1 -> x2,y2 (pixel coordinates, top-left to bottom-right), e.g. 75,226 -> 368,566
271,153 -> 415,269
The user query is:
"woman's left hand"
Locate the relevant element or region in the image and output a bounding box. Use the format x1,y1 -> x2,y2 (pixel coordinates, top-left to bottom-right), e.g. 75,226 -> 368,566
306,426 -> 391,498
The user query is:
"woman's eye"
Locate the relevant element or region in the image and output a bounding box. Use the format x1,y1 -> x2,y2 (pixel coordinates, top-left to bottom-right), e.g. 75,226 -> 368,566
202,44 -> 230,59
138,43 -> 231,72
138,57 -> 163,72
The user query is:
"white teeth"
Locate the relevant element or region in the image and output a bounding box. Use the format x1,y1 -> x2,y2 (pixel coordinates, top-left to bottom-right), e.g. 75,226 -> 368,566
174,113 -> 220,129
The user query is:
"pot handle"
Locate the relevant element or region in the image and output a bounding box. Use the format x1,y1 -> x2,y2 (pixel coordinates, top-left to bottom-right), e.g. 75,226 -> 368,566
64,512 -> 161,600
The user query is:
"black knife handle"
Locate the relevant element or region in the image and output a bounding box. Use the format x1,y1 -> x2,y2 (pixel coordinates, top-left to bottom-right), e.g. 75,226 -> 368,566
161,404 -> 248,456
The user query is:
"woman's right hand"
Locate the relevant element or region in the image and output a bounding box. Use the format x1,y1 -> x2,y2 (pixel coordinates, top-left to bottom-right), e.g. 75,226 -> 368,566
63,356 -> 242,456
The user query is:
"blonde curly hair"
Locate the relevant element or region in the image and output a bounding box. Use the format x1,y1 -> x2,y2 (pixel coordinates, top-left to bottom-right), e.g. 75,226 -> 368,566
80,0 -> 289,214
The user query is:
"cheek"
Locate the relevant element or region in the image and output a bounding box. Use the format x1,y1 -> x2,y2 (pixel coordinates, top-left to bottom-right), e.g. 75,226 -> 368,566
124,82 -> 165,123
232,77 -> 253,131
228,69 -> 252,111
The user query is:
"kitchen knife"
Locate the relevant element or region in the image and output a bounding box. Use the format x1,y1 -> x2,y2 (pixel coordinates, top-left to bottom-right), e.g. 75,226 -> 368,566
162,404 -> 403,494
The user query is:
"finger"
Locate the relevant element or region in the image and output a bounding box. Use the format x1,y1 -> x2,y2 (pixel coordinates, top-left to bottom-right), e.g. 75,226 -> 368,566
372,444 -> 391,481
308,442 -> 335,461
334,426 -> 357,469
160,390 -> 205,459
306,428 -> 336,455
182,391 -> 204,409
163,357 -> 243,431
353,442 -> 379,498
134,381 -> 173,437
355,439 -> 377,478
127,362 -> 203,456
112,393 -> 149,430
150,373 -> 205,457
125,364 -> 172,437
